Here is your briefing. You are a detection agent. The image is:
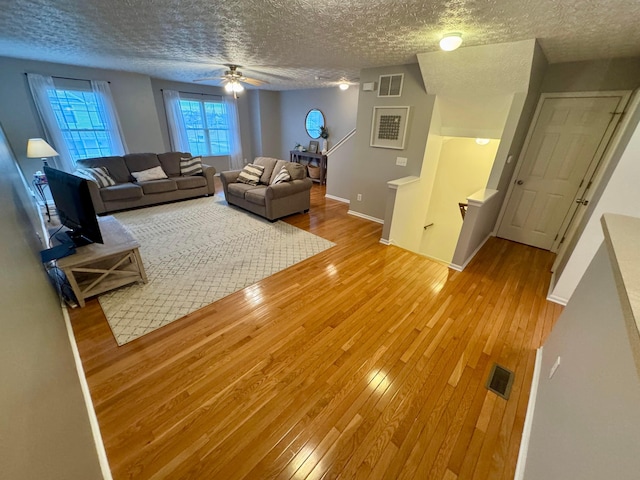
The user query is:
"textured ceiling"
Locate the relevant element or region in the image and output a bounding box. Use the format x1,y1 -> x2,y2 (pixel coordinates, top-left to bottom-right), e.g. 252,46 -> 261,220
0,0 -> 639,90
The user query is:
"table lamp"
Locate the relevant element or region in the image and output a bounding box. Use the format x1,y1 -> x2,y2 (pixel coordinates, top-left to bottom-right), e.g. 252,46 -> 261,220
27,138 -> 59,167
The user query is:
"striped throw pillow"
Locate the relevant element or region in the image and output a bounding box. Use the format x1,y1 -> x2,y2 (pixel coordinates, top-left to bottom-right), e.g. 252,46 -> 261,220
180,156 -> 203,176
237,163 -> 265,186
271,164 -> 291,185
74,167 -> 116,188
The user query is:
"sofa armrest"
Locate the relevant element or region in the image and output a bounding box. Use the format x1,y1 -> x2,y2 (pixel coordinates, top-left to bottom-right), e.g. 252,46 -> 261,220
265,178 -> 313,200
201,164 -> 217,195
220,170 -> 241,196
84,178 -> 107,214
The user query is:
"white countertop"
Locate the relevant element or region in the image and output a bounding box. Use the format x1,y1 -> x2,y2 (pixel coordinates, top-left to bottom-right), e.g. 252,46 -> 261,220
601,213 -> 640,366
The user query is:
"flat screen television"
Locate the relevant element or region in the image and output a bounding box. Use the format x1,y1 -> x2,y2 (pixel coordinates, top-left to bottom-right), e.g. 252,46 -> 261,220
43,166 -> 103,247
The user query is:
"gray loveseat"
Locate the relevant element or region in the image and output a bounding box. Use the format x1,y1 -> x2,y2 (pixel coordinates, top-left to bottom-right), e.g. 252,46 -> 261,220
220,157 -> 312,221
76,152 -> 216,214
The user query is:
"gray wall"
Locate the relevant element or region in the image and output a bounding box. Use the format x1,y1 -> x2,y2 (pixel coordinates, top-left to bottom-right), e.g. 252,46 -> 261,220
279,86 -> 358,159
541,57 -> 640,93
524,243 -> 640,479
0,126 -> 104,479
0,56 -> 166,179
350,63 -> 434,220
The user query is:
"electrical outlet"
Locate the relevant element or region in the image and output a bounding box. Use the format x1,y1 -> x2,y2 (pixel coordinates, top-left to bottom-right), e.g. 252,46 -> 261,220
396,156 -> 408,166
357,194 -> 362,201
549,356 -> 561,379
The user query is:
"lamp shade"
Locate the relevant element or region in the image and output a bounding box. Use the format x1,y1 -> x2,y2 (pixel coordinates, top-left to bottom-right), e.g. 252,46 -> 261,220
27,138 -> 59,158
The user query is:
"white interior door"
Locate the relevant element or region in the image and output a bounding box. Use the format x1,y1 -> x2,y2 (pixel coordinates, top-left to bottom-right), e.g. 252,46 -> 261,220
498,95 -> 622,250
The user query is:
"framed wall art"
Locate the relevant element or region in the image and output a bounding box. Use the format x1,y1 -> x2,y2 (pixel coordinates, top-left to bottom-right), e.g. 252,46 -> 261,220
308,140 -> 319,153
370,106 -> 410,150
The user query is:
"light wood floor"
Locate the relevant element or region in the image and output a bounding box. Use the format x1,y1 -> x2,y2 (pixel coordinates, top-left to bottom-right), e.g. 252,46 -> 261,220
69,185 -> 562,480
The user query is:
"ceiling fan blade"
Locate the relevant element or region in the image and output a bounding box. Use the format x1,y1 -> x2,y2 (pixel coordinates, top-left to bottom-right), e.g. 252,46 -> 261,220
242,77 -> 268,87
193,76 -> 225,82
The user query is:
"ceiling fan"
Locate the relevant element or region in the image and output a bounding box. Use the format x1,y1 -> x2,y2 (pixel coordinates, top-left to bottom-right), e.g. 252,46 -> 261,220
194,65 -> 268,96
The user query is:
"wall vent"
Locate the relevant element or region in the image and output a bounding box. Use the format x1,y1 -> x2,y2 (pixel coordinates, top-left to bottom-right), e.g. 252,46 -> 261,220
378,74 -> 404,97
486,363 -> 514,399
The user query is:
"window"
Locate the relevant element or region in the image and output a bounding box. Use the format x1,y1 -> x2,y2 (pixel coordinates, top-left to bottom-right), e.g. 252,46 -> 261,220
178,97 -> 230,156
47,88 -> 114,161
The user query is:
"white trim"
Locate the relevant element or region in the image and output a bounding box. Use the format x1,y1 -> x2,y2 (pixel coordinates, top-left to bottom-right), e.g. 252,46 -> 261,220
347,210 -> 384,224
379,238 -> 390,245
546,293 -> 568,306
326,128 -> 356,156
449,233 -> 492,271
467,188 -> 499,207
387,176 -> 420,190
325,194 -> 350,204
62,307 -> 113,479
514,346 -> 543,480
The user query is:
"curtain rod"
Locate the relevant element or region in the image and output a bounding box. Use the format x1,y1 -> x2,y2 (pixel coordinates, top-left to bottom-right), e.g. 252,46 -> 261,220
24,72 -> 110,83
160,88 -> 222,97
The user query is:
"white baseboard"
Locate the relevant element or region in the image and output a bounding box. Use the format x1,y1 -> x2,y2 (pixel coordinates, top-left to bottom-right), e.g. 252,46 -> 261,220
449,233 -> 492,272
62,307 -> 113,479
379,238 -> 390,245
546,293 -> 568,306
325,194 -> 350,204
347,210 -> 384,224
514,346 -> 543,480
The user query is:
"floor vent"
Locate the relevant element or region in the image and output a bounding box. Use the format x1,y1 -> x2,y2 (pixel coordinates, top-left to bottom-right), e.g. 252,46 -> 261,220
486,363 -> 514,399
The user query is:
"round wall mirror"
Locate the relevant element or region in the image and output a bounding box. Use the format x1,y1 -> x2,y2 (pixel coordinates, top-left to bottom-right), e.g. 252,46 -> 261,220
305,109 -> 325,139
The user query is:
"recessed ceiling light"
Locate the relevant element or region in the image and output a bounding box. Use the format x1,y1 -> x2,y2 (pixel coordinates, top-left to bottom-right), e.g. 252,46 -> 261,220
476,138 -> 490,145
339,82 -> 349,91
440,33 -> 463,51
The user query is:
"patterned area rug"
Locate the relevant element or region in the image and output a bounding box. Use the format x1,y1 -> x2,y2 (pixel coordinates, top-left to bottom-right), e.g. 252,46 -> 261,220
99,197 -> 335,345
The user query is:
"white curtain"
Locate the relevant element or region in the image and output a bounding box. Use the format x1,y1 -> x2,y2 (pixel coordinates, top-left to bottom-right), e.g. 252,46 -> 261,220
224,96 -> 244,169
162,89 -> 190,152
90,80 -> 128,156
26,73 -> 75,171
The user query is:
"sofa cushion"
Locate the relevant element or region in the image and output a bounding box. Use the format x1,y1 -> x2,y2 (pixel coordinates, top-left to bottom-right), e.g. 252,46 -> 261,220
253,157 -> 279,184
74,166 -> 116,187
237,163 -> 264,186
228,182 -> 259,198
180,156 -> 203,176
76,156 -> 131,184
131,165 -> 168,182
140,179 -> 178,195
124,153 -> 161,174
271,164 -> 291,185
100,183 -> 143,202
175,175 -> 207,190
157,151 -> 189,177
245,186 -> 267,206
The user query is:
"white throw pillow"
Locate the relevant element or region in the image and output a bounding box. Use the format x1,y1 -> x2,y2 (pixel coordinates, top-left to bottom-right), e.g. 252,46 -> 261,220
131,165 -> 168,182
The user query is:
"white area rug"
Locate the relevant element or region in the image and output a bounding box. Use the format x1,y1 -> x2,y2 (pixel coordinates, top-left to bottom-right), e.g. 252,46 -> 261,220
99,197 -> 334,345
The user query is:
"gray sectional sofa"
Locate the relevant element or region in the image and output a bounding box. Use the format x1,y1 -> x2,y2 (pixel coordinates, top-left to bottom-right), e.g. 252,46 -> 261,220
76,152 -> 216,214
220,157 -> 312,221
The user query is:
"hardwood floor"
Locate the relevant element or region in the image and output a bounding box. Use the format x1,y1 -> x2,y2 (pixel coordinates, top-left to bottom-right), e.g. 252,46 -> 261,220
69,185 -> 562,479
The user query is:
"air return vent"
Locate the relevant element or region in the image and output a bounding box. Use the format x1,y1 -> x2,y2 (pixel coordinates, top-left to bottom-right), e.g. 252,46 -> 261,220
486,363 -> 514,399
378,74 -> 404,97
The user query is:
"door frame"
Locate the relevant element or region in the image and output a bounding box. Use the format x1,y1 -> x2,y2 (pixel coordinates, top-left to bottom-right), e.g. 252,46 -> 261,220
495,90 -> 632,253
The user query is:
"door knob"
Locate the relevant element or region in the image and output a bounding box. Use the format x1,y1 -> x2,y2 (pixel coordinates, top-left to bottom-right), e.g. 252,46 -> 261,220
516,180 -> 524,185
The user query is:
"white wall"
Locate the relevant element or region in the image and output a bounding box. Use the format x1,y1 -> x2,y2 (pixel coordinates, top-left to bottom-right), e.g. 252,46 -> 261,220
420,137 -> 499,263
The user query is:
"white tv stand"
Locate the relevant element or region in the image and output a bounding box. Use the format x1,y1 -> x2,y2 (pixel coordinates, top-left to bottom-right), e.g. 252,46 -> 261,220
56,216 -> 147,307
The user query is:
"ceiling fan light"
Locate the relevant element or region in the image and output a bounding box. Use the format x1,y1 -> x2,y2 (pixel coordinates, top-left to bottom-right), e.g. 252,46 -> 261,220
233,82 -> 244,92
440,33 -> 463,51
224,82 -> 234,93
339,82 -> 349,91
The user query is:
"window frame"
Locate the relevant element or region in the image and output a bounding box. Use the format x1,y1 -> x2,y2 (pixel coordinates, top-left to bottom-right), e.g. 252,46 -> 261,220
178,94 -> 231,156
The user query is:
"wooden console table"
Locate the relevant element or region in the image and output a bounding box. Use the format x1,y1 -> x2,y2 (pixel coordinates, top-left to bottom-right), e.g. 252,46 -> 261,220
290,150 -> 328,185
56,216 -> 147,307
